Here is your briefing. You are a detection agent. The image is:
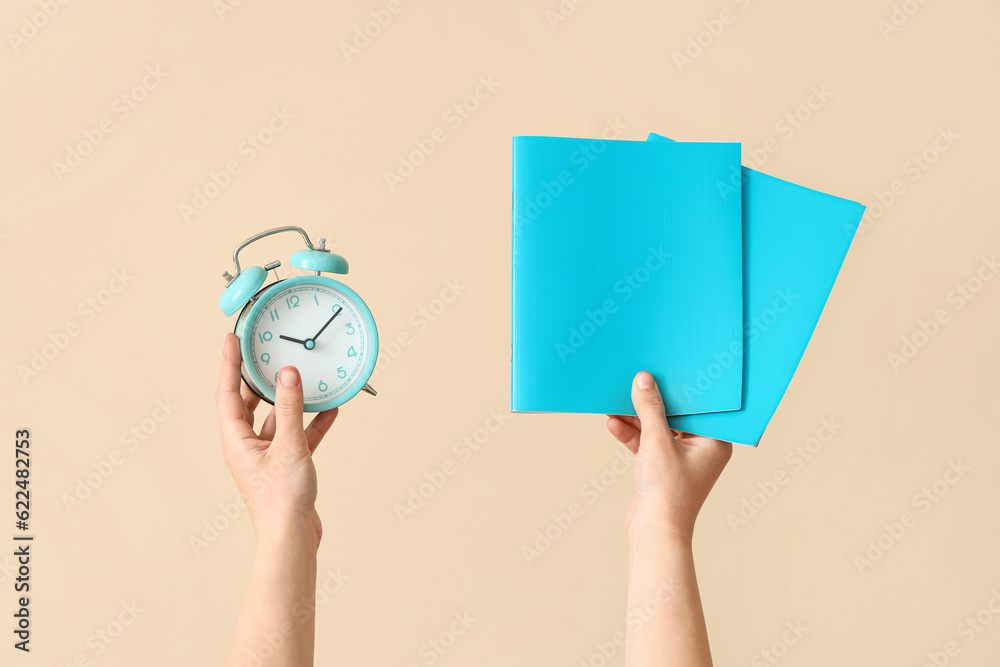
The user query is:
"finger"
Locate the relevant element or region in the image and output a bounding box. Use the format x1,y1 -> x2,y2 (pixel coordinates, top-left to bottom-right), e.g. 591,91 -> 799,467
631,371 -> 672,442
259,407 -> 276,442
688,440 -> 734,490
607,417 -> 640,454
714,440 -> 734,465
241,381 -> 261,411
608,414 -> 642,431
216,334 -> 256,442
305,408 -> 339,453
675,430 -> 730,449
689,438 -> 734,468
273,366 -> 307,453
240,381 -> 260,427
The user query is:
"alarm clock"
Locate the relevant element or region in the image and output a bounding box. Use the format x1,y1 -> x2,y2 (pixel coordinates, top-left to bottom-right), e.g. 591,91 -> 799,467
219,226 -> 378,412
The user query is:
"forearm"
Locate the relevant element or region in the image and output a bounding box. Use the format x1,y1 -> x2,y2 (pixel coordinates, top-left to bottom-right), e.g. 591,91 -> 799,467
228,519 -> 319,667
625,515 -> 713,667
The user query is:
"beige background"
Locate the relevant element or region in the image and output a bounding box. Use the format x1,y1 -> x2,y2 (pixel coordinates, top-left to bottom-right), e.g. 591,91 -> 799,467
2,0 -> 999,665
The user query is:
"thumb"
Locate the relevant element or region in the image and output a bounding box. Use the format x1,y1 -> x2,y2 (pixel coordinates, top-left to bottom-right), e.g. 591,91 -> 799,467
631,371 -> 671,441
274,366 -> 307,450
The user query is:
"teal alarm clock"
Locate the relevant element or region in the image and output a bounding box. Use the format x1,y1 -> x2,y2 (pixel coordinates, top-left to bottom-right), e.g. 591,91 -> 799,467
219,226 -> 378,412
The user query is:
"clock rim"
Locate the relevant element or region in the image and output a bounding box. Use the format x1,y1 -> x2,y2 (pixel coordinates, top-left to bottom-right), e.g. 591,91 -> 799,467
235,275 -> 379,412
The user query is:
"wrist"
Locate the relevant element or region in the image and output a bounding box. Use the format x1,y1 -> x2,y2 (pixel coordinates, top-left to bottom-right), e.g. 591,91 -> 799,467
625,507 -> 693,550
253,511 -> 322,554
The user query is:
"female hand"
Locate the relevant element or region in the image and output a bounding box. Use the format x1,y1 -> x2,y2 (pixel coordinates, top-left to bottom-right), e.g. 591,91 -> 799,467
607,371 -> 733,543
215,333 -> 338,546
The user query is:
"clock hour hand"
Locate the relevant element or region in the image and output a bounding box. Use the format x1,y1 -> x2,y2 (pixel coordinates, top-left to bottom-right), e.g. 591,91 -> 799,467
311,306 -> 343,342
279,334 -> 308,345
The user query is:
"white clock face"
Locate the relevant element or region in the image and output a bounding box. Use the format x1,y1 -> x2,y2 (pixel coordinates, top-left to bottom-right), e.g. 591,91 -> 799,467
246,282 -> 373,406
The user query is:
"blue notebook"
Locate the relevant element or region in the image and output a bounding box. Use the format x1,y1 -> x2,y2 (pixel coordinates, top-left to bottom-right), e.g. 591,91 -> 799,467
511,136 -> 743,416
648,132 -> 865,445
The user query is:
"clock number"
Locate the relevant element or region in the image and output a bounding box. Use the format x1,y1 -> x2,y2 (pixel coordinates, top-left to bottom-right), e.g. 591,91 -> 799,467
318,380 -> 328,392
345,322 -> 355,335
337,366 -> 347,379
347,345 -> 357,358
261,353 -> 270,365
314,295 -> 320,306
269,308 -> 280,321
259,331 -> 273,343
286,295 -> 300,309
275,371 -> 279,383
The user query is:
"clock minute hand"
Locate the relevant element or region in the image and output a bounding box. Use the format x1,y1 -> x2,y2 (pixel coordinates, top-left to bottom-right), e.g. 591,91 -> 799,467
311,306 -> 343,342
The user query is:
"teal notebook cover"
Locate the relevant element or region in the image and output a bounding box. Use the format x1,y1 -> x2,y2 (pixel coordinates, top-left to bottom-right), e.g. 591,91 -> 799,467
648,132 -> 865,445
511,136 -> 743,416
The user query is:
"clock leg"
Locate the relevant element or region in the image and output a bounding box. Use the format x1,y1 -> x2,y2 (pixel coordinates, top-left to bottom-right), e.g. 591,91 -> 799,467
362,383 -> 377,397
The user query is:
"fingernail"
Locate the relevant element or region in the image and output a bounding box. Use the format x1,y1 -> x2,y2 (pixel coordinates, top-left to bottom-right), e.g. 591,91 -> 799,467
636,371 -> 654,390
279,367 -> 300,387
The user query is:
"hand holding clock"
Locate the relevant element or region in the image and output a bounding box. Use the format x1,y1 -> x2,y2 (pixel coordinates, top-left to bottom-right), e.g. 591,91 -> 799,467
216,333 -> 338,547
217,332 -> 337,666
216,230 -> 373,666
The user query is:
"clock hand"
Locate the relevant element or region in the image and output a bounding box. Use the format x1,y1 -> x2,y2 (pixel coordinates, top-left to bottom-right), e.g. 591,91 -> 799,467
276,306 -> 342,350
311,306 -> 343,342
